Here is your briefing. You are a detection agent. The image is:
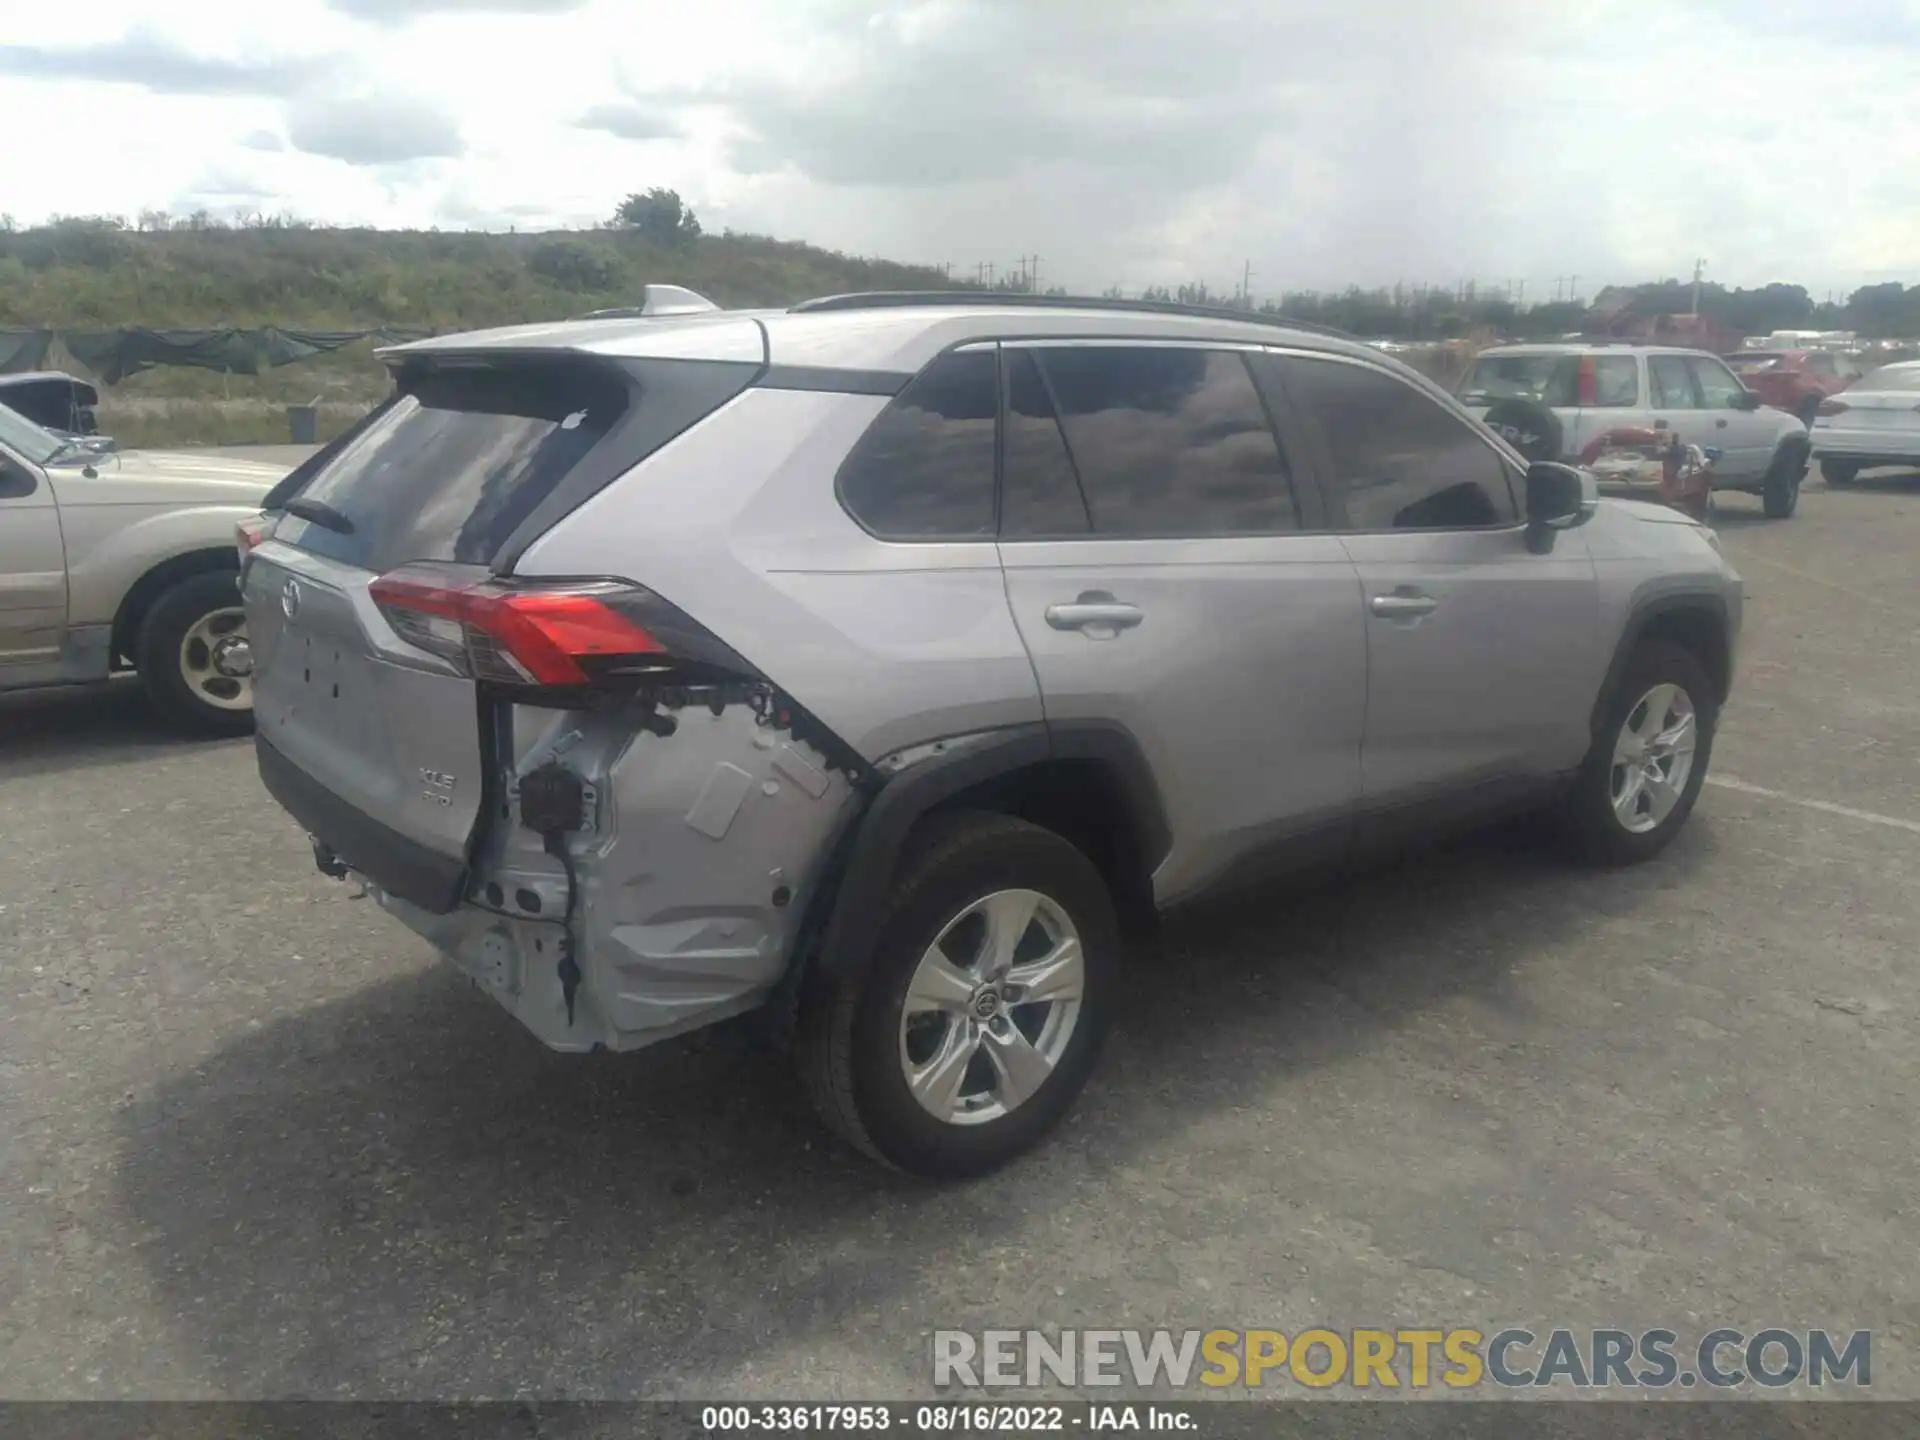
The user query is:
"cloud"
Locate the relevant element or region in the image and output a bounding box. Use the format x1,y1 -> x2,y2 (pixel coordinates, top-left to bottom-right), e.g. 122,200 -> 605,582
241,129 -> 287,152
286,92 -> 465,165
577,102 -> 684,142
0,25 -> 333,96
711,2 -> 1283,190
325,0 -> 588,20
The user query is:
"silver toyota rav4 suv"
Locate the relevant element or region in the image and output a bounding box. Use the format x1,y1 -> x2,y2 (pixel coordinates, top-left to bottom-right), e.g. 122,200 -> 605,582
240,293 -> 1743,1178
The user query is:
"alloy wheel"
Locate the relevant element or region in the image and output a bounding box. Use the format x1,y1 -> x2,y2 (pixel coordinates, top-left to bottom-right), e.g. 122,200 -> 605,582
897,888 -> 1085,1126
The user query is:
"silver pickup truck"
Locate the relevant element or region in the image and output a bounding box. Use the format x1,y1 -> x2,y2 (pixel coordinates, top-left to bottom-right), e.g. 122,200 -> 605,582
0,404 -> 289,735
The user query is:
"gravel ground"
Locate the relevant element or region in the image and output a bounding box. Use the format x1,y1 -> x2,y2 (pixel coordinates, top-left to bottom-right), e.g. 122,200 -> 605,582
3,471 -> 1918,1403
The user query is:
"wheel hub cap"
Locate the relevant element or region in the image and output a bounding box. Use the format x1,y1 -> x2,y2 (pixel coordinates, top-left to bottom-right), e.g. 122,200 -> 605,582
211,635 -> 254,678
179,607 -> 255,712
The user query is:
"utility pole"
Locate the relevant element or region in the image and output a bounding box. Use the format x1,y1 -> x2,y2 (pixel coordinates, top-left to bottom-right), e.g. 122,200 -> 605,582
1691,258 -> 1707,316
1029,254 -> 1040,294
1241,259 -> 1252,305
1516,279 -> 1526,308
986,261 -> 997,288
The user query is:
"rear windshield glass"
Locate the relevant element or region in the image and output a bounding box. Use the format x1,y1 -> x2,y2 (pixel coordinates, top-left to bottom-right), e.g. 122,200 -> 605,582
1849,366 -> 1920,393
277,361 -> 629,573
1458,355 -> 1575,407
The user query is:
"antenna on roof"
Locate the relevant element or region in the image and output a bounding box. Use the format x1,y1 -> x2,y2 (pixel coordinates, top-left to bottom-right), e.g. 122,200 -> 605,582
578,284 -> 721,320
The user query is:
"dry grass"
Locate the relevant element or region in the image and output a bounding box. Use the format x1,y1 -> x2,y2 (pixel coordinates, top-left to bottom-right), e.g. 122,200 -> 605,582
97,399 -> 371,450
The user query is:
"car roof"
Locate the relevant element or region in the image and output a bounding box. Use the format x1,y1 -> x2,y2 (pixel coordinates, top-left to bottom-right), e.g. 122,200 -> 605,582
1474,343 -> 1708,357
382,295 -> 1392,376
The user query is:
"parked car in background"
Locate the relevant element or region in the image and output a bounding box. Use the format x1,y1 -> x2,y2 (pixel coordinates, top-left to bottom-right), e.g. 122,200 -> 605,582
1457,343 -> 1811,517
241,292 -> 1743,1178
0,371 -> 115,451
0,402 -> 287,734
1811,360 -> 1920,485
1725,349 -> 1862,426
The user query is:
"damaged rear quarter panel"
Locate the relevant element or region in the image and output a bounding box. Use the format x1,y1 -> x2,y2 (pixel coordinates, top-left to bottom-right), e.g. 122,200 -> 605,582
429,696 -> 856,1053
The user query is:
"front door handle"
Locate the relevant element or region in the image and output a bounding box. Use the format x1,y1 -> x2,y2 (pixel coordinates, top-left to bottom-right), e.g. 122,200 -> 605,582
1716,418 -> 1729,428
1045,596 -> 1143,634
1369,592 -> 1438,619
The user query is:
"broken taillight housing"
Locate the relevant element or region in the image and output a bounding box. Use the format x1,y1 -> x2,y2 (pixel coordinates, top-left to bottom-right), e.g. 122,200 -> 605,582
369,565 -> 755,692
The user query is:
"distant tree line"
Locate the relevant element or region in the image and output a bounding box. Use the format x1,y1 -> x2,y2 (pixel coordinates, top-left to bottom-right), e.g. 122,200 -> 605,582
2,194 -> 1915,340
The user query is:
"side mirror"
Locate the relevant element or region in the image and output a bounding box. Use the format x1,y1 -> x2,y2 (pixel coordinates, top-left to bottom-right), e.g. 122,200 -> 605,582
1525,461 -> 1597,553
1735,389 -> 1763,411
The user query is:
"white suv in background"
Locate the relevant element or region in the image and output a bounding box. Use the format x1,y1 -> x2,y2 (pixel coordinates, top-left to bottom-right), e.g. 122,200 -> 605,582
1458,343 -> 1812,517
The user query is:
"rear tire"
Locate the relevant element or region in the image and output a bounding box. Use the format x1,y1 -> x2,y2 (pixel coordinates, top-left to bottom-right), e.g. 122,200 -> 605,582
1560,641 -> 1716,866
1821,459 -> 1860,486
794,812 -> 1118,1179
136,570 -> 255,738
1761,441 -> 1806,518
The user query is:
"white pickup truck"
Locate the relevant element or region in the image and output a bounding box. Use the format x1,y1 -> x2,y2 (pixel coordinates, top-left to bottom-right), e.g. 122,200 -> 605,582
0,403 -> 290,735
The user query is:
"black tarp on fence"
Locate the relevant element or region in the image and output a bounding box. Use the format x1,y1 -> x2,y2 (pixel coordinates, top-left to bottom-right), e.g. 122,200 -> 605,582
0,325 -> 433,382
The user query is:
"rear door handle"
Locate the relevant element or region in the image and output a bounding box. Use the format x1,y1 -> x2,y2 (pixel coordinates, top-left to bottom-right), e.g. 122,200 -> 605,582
1045,599 -> 1143,633
1716,418 -> 1729,428
1369,592 -> 1437,619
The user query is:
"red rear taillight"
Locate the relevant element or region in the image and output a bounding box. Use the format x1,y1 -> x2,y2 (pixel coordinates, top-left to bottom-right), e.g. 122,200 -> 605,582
236,514 -> 270,558
370,570 -> 665,688
1816,398 -> 1850,416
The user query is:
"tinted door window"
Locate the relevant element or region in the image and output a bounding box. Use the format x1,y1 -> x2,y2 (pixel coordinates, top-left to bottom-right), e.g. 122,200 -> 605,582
1648,355 -> 1701,408
1034,347 -> 1299,536
836,350 -> 996,539
1688,356 -> 1747,409
1267,354 -> 1518,530
1001,349 -> 1091,536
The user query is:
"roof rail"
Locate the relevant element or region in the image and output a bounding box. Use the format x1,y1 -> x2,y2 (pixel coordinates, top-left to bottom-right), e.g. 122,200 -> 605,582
789,290 -> 1360,343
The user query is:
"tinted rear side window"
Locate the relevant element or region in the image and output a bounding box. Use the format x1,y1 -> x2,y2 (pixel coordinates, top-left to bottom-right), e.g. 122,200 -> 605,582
836,351 -> 997,539
1035,347 -> 1300,536
1268,354 -> 1518,530
280,361 -> 629,573
1001,349 -> 1091,536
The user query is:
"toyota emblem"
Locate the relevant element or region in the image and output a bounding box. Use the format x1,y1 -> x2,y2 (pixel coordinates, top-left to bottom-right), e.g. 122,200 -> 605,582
281,578 -> 302,619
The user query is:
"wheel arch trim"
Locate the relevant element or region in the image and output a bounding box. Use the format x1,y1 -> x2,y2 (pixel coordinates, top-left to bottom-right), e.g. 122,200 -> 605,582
804,721 -> 1169,985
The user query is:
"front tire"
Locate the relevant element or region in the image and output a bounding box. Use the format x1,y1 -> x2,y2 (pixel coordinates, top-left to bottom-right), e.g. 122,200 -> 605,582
136,570 -> 255,738
1761,441 -> 1806,518
795,813 -> 1118,1178
1561,642 -> 1716,865
1821,459 -> 1860,486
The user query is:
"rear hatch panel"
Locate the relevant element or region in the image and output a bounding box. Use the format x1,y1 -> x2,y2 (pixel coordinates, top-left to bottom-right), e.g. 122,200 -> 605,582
241,346 -> 764,913
246,546 -> 488,910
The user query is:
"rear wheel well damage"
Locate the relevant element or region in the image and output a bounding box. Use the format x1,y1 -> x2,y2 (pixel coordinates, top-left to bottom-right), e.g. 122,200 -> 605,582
112,548 -> 237,667
922,760 -> 1158,933
800,726 -> 1167,996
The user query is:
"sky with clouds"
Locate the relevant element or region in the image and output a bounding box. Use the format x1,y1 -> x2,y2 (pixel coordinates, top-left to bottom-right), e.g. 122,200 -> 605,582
0,0 -> 1915,300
